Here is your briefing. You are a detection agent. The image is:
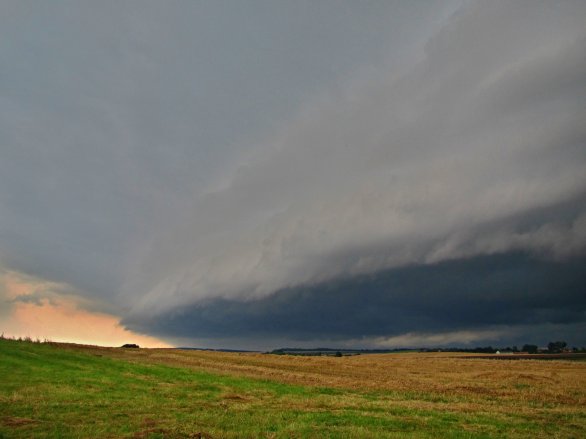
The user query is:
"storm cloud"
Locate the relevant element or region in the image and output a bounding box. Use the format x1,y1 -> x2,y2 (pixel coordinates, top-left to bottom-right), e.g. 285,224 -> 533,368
1,1 -> 585,348
125,253 -> 586,340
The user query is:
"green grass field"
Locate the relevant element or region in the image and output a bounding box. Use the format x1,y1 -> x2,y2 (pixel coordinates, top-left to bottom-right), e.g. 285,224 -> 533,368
1,338 -> 585,438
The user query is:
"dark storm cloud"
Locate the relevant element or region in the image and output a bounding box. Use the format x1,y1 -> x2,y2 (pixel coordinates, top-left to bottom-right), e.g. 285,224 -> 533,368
1,1 -> 586,348
123,252 -> 586,347
0,0 -> 455,308
125,0 -> 586,321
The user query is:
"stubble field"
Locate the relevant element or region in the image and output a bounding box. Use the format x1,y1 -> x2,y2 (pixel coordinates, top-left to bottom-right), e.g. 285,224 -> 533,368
1,338 -> 585,438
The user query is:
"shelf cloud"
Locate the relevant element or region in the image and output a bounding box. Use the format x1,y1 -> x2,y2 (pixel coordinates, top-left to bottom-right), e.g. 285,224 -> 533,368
1,1 -> 585,348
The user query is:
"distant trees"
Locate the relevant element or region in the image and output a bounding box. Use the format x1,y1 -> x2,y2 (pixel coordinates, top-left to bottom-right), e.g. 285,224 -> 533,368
547,341 -> 567,353
472,346 -> 496,354
267,341 -> 581,357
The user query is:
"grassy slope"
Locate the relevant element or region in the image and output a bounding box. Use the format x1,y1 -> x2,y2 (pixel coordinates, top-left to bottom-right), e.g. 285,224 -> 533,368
0,340 -> 585,438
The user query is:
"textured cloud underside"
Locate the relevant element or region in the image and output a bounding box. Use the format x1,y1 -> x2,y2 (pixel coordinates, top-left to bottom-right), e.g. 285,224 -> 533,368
126,1 -> 586,321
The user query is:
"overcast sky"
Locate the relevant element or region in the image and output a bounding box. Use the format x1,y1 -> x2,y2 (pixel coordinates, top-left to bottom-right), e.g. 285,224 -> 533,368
1,0 -> 585,349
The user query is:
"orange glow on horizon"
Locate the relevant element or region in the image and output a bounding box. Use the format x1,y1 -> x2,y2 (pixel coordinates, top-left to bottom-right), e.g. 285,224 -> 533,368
1,270 -> 172,348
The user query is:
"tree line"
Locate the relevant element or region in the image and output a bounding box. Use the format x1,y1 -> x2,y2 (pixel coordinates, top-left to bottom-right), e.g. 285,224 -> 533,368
435,340 -> 585,354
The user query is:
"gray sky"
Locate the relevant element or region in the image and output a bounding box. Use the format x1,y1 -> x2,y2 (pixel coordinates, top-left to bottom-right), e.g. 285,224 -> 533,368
1,1 -> 585,349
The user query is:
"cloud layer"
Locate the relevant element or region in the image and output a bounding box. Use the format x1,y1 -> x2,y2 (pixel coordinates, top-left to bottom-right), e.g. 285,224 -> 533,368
124,252 -> 586,349
124,1 -> 586,320
1,1 -> 585,348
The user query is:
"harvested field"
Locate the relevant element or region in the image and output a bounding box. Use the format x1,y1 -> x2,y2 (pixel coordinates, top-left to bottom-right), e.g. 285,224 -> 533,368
57,343 -> 586,425
465,353 -> 586,361
2,339 -> 585,438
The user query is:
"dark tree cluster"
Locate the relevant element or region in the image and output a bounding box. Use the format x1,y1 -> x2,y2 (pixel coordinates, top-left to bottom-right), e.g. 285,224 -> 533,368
547,341 -> 567,353
522,344 -> 538,354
